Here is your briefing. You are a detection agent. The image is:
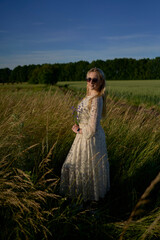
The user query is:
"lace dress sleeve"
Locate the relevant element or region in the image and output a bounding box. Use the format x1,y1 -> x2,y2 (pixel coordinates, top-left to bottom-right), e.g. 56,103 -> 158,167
82,97 -> 102,139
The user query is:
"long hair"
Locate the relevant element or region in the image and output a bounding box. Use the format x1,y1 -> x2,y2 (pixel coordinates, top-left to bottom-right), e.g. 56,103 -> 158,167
86,67 -> 106,118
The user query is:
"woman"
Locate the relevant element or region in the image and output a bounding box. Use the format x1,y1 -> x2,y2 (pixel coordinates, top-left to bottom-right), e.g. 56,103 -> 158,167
60,67 -> 110,201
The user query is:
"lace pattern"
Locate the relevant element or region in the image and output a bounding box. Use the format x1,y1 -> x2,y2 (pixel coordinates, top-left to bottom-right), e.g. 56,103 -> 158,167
60,95 -> 110,201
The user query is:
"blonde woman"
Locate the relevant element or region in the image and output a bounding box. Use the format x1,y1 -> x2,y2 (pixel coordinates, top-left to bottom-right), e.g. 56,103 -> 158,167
60,68 -> 110,201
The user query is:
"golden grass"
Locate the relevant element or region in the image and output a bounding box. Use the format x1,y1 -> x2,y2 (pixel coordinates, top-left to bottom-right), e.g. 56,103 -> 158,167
120,172 -> 160,240
0,149 -> 59,239
0,84 -> 160,239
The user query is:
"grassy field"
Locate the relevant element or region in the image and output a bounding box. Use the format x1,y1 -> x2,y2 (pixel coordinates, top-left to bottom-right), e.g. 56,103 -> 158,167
57,80 -> 160,107
0,83 -> 160,240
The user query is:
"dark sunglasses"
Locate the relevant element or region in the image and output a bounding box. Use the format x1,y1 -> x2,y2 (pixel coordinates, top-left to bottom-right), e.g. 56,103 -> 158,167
86,77 -> 98,83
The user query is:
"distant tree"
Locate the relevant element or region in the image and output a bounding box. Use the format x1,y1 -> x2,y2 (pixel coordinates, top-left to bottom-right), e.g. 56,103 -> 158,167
9,66 -> 27,83
74,61 -> 89,81
88,59 -> 105,70
18,65 -> 28,82
58,62 -> 76,82
28,66 -> 41,84
0,68 -> 12,84
28,64 -> 59,85
38,64 -> 58,84
27,64 -> 38,81
152,57 -> 160,79
51,64 -> 61,84
104,59 -> 114,80
2,57 -> 160,84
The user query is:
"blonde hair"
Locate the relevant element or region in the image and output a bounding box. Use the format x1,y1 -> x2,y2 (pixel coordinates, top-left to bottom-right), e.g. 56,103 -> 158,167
86,67 -> 106,118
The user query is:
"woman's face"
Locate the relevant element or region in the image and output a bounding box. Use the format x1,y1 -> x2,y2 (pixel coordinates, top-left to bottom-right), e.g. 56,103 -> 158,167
87,71 -> 101,92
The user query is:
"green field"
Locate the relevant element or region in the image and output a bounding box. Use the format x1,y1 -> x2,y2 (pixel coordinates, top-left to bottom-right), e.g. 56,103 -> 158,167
0,83 -> 160,240
57,80 -> 160,107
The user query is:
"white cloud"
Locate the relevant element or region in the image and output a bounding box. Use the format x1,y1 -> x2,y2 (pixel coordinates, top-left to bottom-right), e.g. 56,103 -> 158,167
1,45 -> 160,69
0,30 -> 8,33
101,34 -> 152,41
0,29 -> 80,45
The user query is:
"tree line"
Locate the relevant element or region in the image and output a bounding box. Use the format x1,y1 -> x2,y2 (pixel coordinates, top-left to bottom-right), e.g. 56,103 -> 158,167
0,57 -> 160,84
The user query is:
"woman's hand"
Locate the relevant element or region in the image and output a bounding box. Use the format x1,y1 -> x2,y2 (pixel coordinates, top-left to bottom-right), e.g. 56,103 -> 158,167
72,124 -> 81,134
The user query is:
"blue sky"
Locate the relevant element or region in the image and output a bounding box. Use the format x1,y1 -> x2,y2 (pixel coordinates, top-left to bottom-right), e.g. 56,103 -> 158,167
0,0 -> 160,69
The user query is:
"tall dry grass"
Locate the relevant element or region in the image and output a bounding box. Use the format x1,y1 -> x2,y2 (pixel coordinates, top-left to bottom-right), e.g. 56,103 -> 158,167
0,87 -> 81,171
0,84 -> 160,239
119,172 -> 160,240
0,142 -> 59,240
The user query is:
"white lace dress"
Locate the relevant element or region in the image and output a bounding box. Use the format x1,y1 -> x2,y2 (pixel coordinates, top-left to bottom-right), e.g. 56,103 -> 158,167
60,95 -> 110,201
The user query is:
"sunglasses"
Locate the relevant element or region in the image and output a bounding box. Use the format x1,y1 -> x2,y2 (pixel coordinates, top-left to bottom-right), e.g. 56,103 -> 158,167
86,77 -> 98,83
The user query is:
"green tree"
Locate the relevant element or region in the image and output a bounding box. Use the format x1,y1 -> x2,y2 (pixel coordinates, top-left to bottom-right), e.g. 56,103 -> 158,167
28,66 -> 41,84
10,66 -> 27,83
28,64 -> 59,85
38,64 -> 58,84
0,68 -> 12,84
74,61 -> 89,81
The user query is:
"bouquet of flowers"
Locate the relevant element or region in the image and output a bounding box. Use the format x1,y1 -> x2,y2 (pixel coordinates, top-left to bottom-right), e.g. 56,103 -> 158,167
71,101 -> 89,125
71,105 -> 81,125
72,99 -> 85,124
